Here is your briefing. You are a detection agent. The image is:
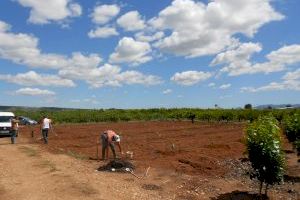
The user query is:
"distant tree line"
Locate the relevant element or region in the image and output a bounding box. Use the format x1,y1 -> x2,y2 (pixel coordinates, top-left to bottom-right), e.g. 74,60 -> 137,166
13,108 -> 300,124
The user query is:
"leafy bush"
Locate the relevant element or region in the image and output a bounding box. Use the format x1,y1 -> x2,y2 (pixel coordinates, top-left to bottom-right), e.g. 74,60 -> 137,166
246,115 -> 285,195
282,113 -> 300,143
13,108 -> 298,124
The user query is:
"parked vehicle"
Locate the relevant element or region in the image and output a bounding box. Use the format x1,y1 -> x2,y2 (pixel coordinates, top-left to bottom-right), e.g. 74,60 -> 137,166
19,116 -> 38,125
0,112 -> 14,137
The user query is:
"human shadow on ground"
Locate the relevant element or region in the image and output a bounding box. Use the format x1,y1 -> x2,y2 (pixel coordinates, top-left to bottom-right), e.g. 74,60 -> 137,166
210,191 -> 268,200
284,174 -> 300,183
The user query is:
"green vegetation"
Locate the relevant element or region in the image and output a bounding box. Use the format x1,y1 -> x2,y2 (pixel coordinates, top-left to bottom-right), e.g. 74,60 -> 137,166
66,150 -> 89,160
13,108 -> 299,124
246,115 -> 285,196
19,146 -> 39,157
282,113 -> 300,155
282,113 -> 300,143
36,160 -> 58,172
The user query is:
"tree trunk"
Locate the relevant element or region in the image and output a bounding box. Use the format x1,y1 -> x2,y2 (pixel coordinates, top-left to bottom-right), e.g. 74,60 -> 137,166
259,181 -> 263,195
264,183 -> 269,196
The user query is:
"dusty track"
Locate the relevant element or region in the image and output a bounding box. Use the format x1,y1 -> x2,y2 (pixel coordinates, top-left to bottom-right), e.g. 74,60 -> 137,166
0,137 -> 166,200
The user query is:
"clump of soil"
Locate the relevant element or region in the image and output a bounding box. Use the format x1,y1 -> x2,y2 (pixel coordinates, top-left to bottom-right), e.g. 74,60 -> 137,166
97,159 -> 135,172
142,184 -> 162,191
211,191 -> 268,200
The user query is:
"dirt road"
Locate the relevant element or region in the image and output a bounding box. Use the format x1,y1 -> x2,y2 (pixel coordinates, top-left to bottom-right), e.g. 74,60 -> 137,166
0,137 -> 166,200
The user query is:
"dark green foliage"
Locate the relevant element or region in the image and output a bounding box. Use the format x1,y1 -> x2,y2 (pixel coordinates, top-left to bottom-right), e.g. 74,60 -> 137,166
244,104 -> 253,109
246,115 -> 285,194
282,113 -> 300,143
12,108 -> 299,124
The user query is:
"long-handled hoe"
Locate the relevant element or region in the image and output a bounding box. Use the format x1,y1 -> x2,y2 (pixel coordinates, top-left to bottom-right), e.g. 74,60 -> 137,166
96,143 -> 99,161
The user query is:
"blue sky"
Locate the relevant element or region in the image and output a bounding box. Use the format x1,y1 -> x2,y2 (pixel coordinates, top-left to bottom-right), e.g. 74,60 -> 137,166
0,0 -> 299,109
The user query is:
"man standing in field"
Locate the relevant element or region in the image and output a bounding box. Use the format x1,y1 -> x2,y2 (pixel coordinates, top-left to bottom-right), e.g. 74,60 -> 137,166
100,130 -> 123,160
10,116 -> 19,144
41,116 -> 52,144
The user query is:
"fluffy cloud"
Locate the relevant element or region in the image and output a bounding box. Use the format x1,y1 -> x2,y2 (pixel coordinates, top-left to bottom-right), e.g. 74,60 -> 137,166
88,27 -> 119,38
212,43 -> 300,76
171,71 -> 212,86
59,63 -> 162,88
117,11 -> 146,31
266,44 -> 300,66
219,84 -> 231,89
116,71 -> 163,86
162,89 -> 172,94
150,0 -> 283,58
90,4 -> 120,24
135,31 -> 165,42
208,82 -> 216,87
109,37 -> 152,66
71,97 -> 100,105
15,88 -> 55,96
241,69 -> 300,92
0,20 -> 161,89
0,71 -> 75,87
0,21 -> 102,70
17,0 -> 82,24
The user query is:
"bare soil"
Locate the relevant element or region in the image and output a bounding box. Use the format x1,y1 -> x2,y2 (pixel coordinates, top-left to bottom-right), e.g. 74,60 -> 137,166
0,121 -> 299,200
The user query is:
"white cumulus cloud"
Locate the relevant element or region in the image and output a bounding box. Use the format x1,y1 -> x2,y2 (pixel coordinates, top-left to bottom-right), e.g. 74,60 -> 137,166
162,89 -> 172,94
171,71 -> 212,86
17,0 -> 82,24
117,11 -> 146,31
150,0 -> 283,58
109,37 -> 152,66
59,63 -> 162,88
90,4 -> 120,24
212,43 -> 300,76
219,84 -> 231,89
0,20 -> 103,70
88,26 -> 119,38
0,71 -> 75,87
135,31 -> 165,42
241,69 -> 300,92
15,88 -> 55,96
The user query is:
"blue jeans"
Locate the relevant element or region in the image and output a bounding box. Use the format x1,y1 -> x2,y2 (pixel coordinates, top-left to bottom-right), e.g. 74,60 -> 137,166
101,133 -> 116,159
11,130 -> 17,144
42,129 -> 49,144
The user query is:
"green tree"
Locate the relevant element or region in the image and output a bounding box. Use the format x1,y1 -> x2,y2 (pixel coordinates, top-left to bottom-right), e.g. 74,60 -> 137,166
244,104 -> 252,109
246,115 -> 285,196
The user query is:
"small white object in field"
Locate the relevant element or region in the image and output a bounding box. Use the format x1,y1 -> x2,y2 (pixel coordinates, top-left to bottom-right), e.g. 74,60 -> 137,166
111,168 -> 116,172
125,168 -> 130,172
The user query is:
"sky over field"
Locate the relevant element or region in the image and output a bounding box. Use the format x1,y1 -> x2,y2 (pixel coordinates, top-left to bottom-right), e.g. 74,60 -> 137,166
0,0 -> 299,108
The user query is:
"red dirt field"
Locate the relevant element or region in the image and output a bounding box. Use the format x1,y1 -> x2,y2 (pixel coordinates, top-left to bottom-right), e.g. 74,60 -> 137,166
23,121 -> 246,176
18,121 -> 299,200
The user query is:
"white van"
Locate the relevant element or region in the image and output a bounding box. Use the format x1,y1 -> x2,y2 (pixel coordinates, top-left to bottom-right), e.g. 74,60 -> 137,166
0,112 -> 15,137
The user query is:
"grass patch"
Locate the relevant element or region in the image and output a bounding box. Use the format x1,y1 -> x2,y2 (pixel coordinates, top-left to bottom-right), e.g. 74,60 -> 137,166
19,146 -> 39,157
71,182 -> 98,196
36,160 -> 58,172
66,150 -> 88,160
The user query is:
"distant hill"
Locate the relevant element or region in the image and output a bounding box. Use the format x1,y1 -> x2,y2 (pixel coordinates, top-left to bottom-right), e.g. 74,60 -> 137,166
0,105 -> 75,112
255,104 -> 300,109
1,104 -> 299,112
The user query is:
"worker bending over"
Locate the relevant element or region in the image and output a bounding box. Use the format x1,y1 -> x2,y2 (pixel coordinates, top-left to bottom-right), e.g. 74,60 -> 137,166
100,130 -> 123,160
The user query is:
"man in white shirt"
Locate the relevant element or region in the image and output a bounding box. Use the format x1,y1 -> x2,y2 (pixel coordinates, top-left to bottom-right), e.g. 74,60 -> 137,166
41,116 -> 52,144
